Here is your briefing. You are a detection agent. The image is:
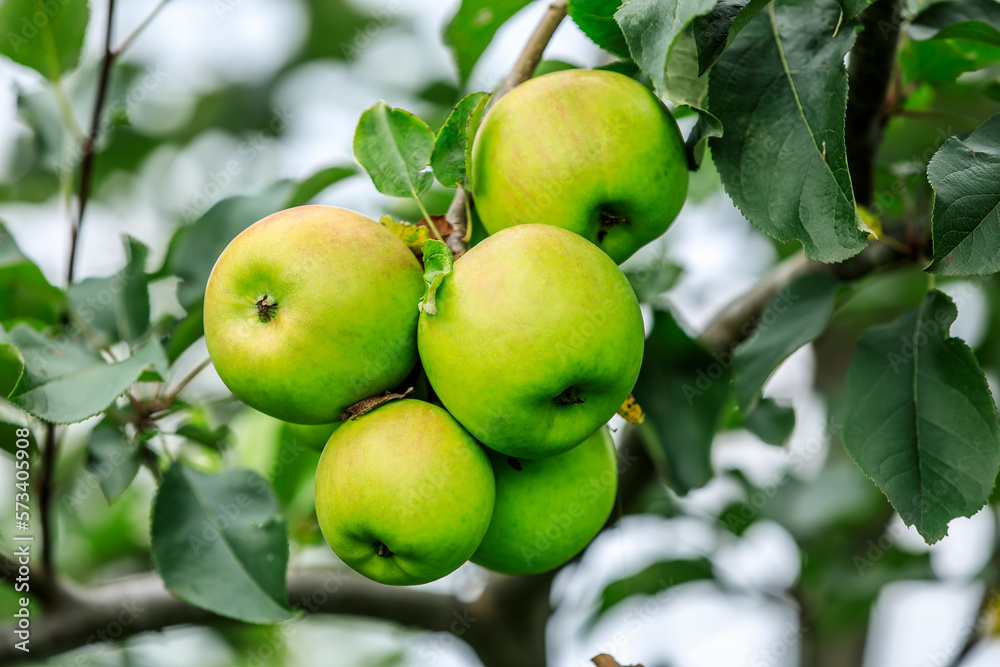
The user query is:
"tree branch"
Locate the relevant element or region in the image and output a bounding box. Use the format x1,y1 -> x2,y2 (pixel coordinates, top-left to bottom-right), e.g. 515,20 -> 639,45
445,0 -> 570,254
844,0 -> 903,207
67,0 -> 117,286
39,423 -> 58,577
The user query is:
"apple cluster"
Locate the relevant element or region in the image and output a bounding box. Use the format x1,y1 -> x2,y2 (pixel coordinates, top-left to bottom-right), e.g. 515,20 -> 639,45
202,70 -> 688,586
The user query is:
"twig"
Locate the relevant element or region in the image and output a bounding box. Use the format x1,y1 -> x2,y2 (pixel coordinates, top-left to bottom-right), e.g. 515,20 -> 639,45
444,0 -> 570,253
163,357 -> 211,405
39,422 -> 58,575
113,0 -> 172,56
67,0 -> 117,286
844,0 -> 902,207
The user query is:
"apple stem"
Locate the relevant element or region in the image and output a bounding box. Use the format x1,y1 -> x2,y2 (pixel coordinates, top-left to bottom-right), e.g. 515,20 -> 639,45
374,541 -> 394,557
555,387 -> 586,405
255,296 -> 278,322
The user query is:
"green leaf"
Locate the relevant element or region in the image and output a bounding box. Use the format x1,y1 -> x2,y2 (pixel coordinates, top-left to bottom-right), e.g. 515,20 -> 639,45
86,418 -> 140,503
431,91 -> 489,188
691,0 -> 771,74
911,0 -> 1000,45
662,27 -> 724,167
840,290 -> 1000,544
354,102 -> 435,199
926,113 -> 1000,276
164,309 -> 204,364
163,181 -> 295,311
569,0 -> 632,59
418,239 -> 454,316
615,0 -> 717,94
598,558 -> 714,613
69,236 -> 151,345
709,0 -> 867,263
633,309 -> 730,495
285,165 -> 356,208
0,0 -> 89,81
8,328 -> 168,424
176,419 -> 231,452
743,398 -> 795,446
271,424 -> 321,507
464,94 -> 490,192
837,0 -> 875,19
733,273 -> 841,413
444,0 -> 533,83
151,464 -> 296,623
0,221 -> 65,327
900,36 -> 1000,83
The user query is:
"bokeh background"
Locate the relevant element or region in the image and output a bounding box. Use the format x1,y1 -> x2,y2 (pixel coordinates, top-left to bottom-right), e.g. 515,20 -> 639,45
2,0 -> 1000,665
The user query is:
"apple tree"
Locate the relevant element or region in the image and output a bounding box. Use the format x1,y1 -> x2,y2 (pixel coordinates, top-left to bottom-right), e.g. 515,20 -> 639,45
1,0 -> 1000,665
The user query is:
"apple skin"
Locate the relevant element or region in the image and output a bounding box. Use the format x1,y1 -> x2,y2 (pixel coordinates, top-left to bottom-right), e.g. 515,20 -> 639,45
470,69 -> 688,264
417,224 -> 644,458
472,427 -> 617,575
314,399 -> 495,586
203,205 -> 424,424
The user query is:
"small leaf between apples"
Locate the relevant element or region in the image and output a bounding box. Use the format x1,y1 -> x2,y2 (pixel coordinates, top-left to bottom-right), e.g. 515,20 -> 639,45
418,240 -> 454,316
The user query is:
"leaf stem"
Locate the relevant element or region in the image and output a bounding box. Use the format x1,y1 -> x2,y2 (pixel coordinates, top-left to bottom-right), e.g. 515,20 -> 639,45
413,195 -> 443,241
164,357 -> 212,405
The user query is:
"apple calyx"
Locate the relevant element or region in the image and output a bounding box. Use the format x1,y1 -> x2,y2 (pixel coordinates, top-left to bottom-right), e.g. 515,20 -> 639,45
597,208 -> 629,243
374,541 -> 394,557
255,296 -> 278,322
555,386 -> 586,405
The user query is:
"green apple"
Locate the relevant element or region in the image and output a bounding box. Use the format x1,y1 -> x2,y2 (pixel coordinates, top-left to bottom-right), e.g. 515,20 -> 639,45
314,399 -> 495,585
470,69 -> 688,264
417,224 -> 644,458
473,427 -> 617,574
286,421 -> 340,450
203,205 -> 423,424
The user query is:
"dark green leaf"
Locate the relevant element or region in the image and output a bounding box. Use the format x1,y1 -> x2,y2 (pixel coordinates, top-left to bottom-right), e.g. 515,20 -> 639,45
569,0 -> 631,59
285,165 -> 356,208
0,326 -> 25,399
0,417 -> 34,458
743,398 -> 795,446
709,0 -> 868,262
418,239 -> 454,315
615,0 -> 717,94
86,418 -> 140,503
733,273 -> 841,413
444,0 -> 533,83
354,102 -> 435,199
692,0 -> 771,74
162,181 -> 294,311
69,236 -> 151,345
176,421 -> 231,452
0,221 -> 65,327
837,0 -> 875,19
926,113 -> 1000,275
164,309 -> 205,364
151,464 -> 296,623
911,0 -> 1000,45
633,309 -> 730,495
0,0 -> 89,81
431,91 -> 489,188
8,328 -> 168,424
599,558 -> 714,613
464,94 -> 490,192
840,290 -> 1000,544
662,27 -> 724,167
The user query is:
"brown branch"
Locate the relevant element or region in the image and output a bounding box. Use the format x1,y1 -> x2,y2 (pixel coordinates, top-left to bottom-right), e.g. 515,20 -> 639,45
67,0 -> 117,286
593,655 -> 643,667
39,423 -> 58,576
844,0 -> 903,207
445,0 -> 570,253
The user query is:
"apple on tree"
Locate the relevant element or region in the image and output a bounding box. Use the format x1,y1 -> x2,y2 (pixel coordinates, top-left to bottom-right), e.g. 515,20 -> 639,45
314,399 -> 495,586
203,205 -> 424,424
470,69 -> 688,264
417,224 -> 645,459
473,427 -> 618,575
